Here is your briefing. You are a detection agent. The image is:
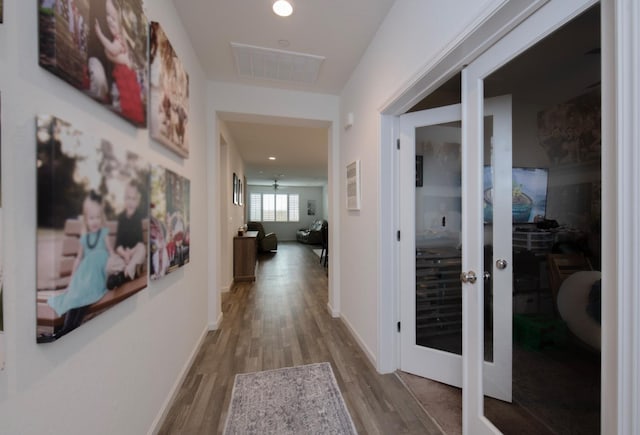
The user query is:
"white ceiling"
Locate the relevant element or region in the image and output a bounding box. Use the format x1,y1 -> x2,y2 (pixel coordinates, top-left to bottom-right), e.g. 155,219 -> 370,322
172,0 -> 396,186
219,113 -> 329,187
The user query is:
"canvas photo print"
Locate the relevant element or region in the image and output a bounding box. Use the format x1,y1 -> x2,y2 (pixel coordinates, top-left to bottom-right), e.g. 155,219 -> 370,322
150,21 -> 190,157
537,88 -> 601,165
149,166 -> 190,280
36,115 -> 150,343
38,0 -> 148,127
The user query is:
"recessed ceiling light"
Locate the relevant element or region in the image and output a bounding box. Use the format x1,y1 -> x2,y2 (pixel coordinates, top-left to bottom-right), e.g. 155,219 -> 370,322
268,156 -> 277,160
278,39 -> 290,48
273,0 -> 293,17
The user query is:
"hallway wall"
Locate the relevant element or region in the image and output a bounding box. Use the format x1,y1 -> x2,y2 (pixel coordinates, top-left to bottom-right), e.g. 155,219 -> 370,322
218,120 -> 247,292
338,0 -> 496,367
0,1 -> 211,433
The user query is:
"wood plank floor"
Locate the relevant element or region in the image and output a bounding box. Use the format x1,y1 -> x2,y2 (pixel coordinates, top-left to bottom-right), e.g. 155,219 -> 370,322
158,242 -> 443,434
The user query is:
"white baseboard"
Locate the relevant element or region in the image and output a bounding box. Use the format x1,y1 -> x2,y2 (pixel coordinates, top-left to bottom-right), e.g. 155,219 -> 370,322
339,315 -> 378,371
326,302 -> 339,318
147,325 -> 208,435
208,312 -> 223,331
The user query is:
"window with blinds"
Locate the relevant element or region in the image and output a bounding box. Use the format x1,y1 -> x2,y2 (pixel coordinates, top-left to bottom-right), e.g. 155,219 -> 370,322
249,193 -> 262,221
249,192 -> 300,222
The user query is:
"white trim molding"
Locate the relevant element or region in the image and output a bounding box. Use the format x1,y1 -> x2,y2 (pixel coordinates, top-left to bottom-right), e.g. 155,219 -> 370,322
612,0 -> 640,433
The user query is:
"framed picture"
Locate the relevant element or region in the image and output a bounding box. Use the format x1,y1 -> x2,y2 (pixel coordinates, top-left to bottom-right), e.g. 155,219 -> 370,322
36,115 -> 150,343
416,155 -> 423,187
149,165 -> 190,280
238,179 -> 243,206
232,172 -> 238,205
307,200 -> 316,216
149,21 -> 190,157
38,0 -> 149,127
346,160 -> 361,211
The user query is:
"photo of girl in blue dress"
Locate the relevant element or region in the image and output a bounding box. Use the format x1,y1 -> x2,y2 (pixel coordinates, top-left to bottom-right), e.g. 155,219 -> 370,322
36,115 -> 149,343
46,191 -> 113,339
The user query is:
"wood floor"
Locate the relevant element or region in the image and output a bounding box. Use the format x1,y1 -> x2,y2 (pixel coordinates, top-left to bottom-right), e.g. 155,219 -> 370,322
158,242 -> 443,434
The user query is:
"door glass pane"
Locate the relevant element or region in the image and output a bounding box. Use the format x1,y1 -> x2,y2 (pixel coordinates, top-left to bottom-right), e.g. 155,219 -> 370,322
483,116 -> 494,363
415,122 -> 462,355
482,5 -> 601,434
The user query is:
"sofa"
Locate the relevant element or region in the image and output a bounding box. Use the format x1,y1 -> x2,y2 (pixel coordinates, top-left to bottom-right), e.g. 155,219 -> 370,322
247,221 -> 278,252
296,219 -> 327,245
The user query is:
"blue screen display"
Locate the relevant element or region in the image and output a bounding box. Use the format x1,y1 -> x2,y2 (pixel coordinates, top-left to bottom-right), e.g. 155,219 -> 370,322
483,167 -> 549,223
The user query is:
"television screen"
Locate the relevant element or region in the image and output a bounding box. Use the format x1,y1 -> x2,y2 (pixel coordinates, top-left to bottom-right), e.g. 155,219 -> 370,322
483,167 -> 549,223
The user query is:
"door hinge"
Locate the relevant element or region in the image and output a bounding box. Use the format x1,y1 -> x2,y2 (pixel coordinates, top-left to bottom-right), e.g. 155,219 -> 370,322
397,321 -> 401,332
396,138 -> 400,150
397,230 -> 401,241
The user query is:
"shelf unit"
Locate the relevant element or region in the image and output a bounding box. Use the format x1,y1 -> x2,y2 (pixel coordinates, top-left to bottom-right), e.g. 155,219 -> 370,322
512,230 -> 555,253
415,248 -> 462,343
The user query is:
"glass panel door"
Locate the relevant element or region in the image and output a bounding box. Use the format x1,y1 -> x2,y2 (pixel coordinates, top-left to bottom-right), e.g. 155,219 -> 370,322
400,98 -> 513,397
462,1 -> 601,433
400,103 -> 464,387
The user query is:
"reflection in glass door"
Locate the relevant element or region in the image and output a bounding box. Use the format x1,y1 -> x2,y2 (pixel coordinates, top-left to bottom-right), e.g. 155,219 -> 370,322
415,122 -> 463,355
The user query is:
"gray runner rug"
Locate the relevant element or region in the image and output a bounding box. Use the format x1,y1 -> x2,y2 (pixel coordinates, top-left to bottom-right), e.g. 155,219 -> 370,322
223,362 -> 357,434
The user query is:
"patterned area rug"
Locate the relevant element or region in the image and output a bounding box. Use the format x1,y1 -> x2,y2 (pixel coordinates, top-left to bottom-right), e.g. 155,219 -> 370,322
223,362 -> 357,435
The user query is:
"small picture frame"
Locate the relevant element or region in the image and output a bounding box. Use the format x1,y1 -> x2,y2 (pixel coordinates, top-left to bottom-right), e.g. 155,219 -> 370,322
346,160 -> 361,211
232,173 -> 238,205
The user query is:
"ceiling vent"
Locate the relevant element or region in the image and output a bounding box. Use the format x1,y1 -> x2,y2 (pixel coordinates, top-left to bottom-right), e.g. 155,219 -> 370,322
231,42 -> 325,84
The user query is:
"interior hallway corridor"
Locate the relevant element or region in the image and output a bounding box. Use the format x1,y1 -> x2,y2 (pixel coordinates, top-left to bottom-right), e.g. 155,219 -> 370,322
158,242 -> 442,434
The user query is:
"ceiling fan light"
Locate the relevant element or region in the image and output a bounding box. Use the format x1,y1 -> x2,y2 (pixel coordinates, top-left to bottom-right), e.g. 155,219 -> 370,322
273,0 -> 293,17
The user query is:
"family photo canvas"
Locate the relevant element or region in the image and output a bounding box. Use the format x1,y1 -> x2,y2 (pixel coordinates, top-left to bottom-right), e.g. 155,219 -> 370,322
38,0 -> 148,126
36,115 -> 150,343
149,166 -> 190,280
150,21 -> 190,157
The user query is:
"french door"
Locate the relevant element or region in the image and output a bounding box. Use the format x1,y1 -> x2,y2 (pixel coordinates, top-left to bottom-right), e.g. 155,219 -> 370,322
401,2 -> 598,433
461,0 -> 598,433
399,96 -> 513,402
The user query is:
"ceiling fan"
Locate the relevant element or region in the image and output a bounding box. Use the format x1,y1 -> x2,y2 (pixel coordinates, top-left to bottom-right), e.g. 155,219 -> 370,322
272,178 -> 289,191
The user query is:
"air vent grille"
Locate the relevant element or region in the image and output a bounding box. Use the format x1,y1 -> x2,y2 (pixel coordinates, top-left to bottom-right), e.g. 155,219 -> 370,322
231,42 -> 325,84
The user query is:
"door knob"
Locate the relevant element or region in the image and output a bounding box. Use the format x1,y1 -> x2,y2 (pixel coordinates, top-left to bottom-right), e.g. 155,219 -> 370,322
460,271 -> 477,284
496,259 -> 508,270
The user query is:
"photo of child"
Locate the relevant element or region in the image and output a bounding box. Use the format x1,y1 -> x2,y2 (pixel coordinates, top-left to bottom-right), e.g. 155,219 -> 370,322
45,191 -> 113,339
36,115 -> 150,343
150,21 -> 190,157
105,180 -> 146,289
149,165 -> 190,281
38,0 -> 148,126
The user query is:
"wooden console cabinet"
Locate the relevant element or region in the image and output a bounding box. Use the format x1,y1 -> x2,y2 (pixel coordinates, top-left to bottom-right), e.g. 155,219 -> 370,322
233,231 -> 258,282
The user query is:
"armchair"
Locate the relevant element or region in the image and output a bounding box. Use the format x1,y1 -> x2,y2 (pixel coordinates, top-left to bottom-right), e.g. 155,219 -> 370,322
247,221 -> 278,252
296,219 -> 327,245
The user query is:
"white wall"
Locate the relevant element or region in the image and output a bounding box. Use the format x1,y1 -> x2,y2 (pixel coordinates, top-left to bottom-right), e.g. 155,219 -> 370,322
0,2 -> 211,434
248,185 -> 325,241
338,0 -> 495,367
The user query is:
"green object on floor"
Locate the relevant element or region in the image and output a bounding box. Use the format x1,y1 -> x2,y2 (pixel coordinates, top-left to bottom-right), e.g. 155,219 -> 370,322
513,314 -> 568,350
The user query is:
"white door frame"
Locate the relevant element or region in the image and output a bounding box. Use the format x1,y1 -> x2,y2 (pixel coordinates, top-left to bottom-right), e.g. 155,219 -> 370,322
380,0 -> 637,433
